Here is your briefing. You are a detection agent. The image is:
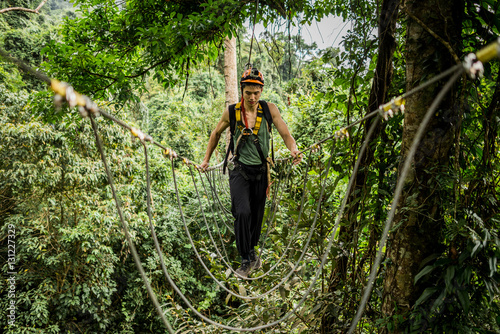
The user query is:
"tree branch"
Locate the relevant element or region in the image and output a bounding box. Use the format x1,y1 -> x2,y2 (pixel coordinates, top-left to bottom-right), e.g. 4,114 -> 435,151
0,0 -> 49,14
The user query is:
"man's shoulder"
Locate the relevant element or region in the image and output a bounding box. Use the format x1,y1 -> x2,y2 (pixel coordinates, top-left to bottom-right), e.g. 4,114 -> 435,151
259,100 -> 278,110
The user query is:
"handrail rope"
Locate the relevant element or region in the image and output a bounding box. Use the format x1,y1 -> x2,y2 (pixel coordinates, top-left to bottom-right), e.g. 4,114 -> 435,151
0,47 -> 51,84
280,63 -> 465,161
347,69 -> 464,333
89,117 -> 175,333
205,160 -> 225,172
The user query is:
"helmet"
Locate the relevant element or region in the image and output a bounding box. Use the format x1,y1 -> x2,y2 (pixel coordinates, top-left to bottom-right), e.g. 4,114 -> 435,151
240,68 -> 264,86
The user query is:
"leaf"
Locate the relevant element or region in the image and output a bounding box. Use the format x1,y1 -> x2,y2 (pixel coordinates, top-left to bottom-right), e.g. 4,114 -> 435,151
414,265 -> 435,284
414,287 -> 438,307
279,286 -> 287,300
430,289 -> 446,313
238,284 -> 247,298
471,240 -> 482,257
444,265 -> 456,293
489,256 -> 498,277
457,289 -> 470,313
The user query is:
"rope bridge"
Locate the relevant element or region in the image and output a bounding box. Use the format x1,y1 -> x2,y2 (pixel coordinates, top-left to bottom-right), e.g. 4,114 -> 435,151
1,38 -> 499,332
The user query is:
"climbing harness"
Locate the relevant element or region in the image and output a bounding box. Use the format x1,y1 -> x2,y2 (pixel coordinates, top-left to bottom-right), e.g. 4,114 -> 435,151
223,99 -> 274,175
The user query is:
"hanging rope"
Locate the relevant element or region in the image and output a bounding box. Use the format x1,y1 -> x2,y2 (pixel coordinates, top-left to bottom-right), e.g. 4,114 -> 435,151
246,0 -> 260,68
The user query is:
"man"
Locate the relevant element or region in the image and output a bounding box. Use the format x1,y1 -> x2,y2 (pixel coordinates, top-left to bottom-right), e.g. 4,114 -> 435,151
200,68 -> 301,278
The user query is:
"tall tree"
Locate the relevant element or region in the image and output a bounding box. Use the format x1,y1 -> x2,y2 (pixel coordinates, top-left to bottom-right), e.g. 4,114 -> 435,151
224,36 -> 238,109
381,0 -> 463,331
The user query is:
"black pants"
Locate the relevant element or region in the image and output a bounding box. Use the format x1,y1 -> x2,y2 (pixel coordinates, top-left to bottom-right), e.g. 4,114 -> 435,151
229,163 -> 267,261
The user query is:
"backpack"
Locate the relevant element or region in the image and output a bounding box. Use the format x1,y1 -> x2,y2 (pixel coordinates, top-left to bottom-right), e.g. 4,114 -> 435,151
223,100 -> 274,174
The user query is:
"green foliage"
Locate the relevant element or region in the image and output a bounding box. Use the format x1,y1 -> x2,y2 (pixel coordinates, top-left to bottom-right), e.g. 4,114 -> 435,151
0,0 -> 74,91
408,224 -> 500,333
42,0 -> 245,100
40,0 -> 342,103
0,86 -> 218,332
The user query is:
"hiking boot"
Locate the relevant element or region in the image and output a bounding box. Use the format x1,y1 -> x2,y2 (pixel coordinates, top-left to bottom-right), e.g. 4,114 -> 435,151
235,260 -> 252,278
249,249 -> 262,270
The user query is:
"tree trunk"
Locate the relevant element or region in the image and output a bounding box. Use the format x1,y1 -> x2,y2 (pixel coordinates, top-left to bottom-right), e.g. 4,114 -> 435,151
381,0 -> 463,331
224,36 -> 238,149
322,0 -> 400,332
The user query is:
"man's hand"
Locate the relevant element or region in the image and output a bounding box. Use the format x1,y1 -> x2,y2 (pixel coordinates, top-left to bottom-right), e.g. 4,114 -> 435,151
291,149 -> 302,165
199,160 -> 210,171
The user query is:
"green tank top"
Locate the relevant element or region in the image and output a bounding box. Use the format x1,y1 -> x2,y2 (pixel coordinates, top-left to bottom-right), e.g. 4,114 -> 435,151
233,116 -> 270,166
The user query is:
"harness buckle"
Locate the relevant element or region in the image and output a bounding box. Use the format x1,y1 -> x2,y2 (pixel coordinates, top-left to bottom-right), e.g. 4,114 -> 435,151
242,128 -> 253,136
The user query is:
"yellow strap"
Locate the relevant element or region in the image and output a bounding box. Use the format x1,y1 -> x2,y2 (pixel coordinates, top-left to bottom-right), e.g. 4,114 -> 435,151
253,104 -> 263,135
235,102 -> 242,123
234,102 -> 263,135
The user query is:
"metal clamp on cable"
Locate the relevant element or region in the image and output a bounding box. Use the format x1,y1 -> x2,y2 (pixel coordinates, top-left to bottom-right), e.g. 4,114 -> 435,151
51,79 -> 101,118
131,127 -> 146,141
378,97 -> 406,121
464,37 -> 500,80
65,85 -> 77,108
334,128 -> 349,141
463,53 -> 484,80
163,148 -> 178,160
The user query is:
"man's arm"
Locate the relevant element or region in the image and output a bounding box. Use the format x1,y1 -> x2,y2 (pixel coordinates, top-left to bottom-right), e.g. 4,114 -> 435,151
199,108 -> 231,170
268,102 -> 302,165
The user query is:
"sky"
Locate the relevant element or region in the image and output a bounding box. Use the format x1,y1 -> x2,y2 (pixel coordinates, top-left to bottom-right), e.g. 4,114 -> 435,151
253,15 -> 350,51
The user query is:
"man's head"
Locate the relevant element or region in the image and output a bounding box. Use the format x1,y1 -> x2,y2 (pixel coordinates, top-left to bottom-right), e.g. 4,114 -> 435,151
240,68 -> 264,104
240,68 -> 264,87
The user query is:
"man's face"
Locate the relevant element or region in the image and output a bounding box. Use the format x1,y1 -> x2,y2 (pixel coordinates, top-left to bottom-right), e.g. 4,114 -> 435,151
242,85 -> 263,106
